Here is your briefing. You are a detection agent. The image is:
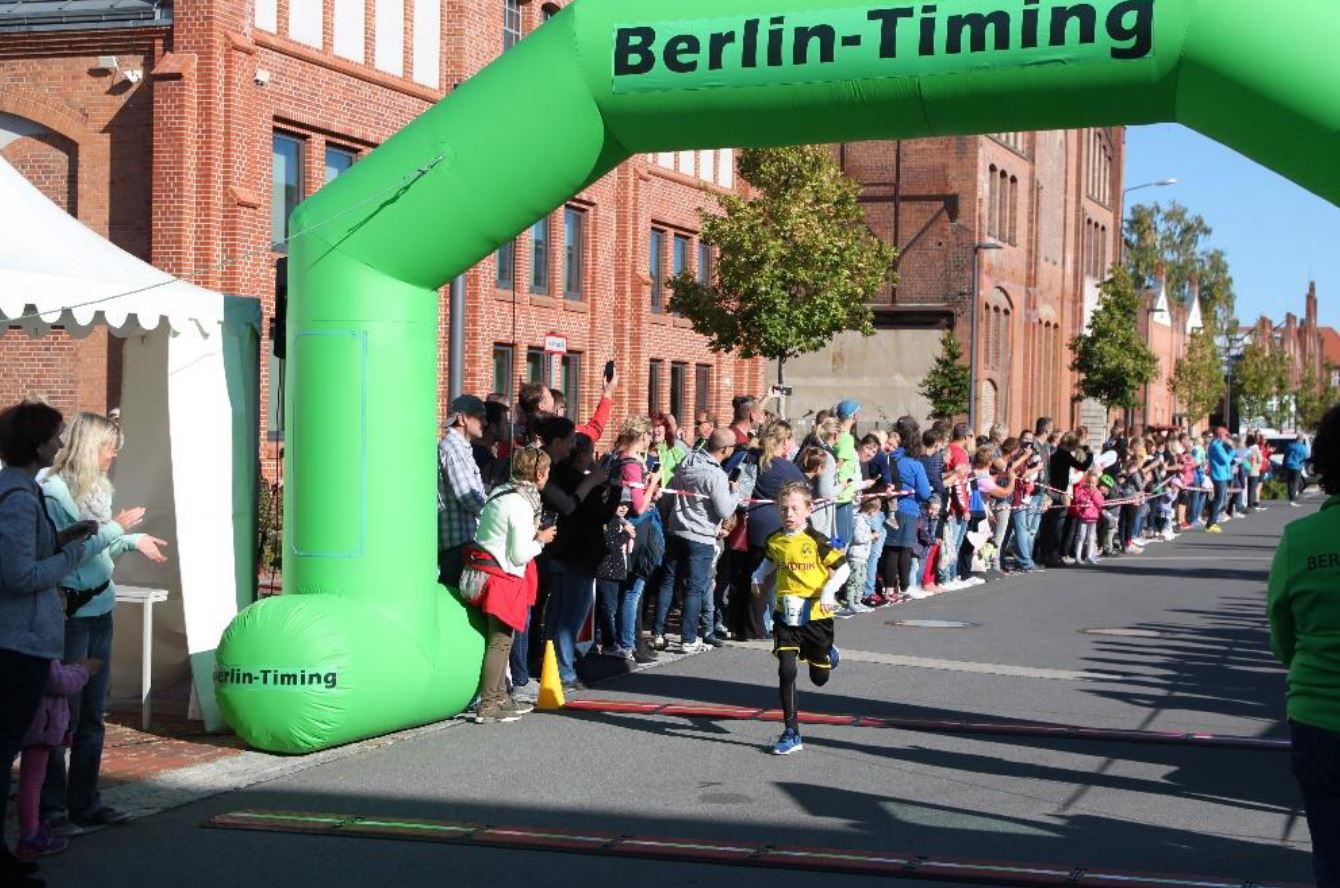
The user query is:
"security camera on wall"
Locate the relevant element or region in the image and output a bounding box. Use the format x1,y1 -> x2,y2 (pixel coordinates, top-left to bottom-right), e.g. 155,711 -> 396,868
254,69 -> 272,86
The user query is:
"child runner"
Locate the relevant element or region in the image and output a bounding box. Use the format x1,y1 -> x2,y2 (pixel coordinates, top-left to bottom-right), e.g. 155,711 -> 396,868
752,482 -> 850,755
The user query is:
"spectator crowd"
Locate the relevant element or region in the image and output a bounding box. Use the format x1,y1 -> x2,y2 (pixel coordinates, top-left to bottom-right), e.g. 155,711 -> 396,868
437,372 -> 1311,724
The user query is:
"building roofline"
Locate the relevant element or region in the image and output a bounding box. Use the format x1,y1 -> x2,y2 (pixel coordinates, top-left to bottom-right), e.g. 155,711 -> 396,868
0,1 -> 171,34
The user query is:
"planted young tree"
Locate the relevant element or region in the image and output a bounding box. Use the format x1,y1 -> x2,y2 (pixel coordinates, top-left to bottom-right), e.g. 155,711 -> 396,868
1171,320 -> 1225,429
920,329 -> 970,420
1297,373 -> 1339,432
1235,339 -> 1292,428
668,146 -> 896,389
1069,266 -> 1158,413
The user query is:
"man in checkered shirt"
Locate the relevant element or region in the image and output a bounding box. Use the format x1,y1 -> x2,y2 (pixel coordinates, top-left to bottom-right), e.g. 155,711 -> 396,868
438,394 -> 489,586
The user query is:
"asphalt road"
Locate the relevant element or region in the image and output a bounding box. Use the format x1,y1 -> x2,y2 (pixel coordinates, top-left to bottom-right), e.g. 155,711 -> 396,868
39,499 -> 1315,887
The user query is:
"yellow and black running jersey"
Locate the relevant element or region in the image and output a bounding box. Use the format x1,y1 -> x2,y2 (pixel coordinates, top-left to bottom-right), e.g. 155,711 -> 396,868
766,528 -> 845,618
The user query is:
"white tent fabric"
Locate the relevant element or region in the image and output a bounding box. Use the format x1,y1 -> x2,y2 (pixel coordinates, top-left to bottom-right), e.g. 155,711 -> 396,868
0,154 -> 222,337
0,156 -> 258,732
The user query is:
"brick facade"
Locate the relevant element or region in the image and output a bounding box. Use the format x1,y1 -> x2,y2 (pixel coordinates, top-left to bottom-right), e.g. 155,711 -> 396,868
0,1 -> 762,457
1239,281 -> 1334,428
839,130 -> 1126,435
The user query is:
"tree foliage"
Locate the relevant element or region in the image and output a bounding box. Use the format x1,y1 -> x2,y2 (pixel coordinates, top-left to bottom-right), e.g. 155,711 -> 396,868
920,329 -> 970,421
1068,266 -> 1158,413
1296,370 -> 1339,432
1124,203 -> 1235,331
668,146 -> 896,384
1235,339 -> 1292,428
1171,319 -> 1224,428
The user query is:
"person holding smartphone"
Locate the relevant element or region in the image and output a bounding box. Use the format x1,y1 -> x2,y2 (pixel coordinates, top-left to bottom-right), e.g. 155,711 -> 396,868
0,402 -> 110,887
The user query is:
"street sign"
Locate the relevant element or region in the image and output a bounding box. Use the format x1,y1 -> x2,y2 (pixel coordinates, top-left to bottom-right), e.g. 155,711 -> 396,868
543,333 -> 568,355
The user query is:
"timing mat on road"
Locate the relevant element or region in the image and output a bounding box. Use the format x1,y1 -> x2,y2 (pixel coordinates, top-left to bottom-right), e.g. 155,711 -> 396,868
207,809 -> 1302,888
561,699 -> 1289,751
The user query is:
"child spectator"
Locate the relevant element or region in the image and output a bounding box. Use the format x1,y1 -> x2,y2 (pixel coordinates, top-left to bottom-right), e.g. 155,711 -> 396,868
796,446 -> 832,537
841,497 -> 881,615
16,657 -> 97,860
1071,469 -> 1105,564
751,483 -> 849,756
908,498 -> 940,598
1098,474 -> 1121,556
594,490 -> 637,658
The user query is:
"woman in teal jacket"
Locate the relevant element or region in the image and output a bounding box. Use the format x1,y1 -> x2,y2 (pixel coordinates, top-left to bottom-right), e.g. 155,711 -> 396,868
39,412 -> 167,833
1269,405 -> 1340,887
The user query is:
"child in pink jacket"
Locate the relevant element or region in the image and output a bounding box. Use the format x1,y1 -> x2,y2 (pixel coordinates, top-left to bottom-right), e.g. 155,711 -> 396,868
16,657 -> 98,860
1070,470 -> 1106,565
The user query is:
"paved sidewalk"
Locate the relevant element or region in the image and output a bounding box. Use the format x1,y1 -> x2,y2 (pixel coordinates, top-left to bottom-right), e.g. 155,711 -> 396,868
101,707 -> 246,788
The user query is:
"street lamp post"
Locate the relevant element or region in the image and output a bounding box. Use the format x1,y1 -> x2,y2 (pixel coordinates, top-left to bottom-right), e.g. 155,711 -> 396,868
1122,178 -> 1176,429
1221,329 -> 1251,434
1124,177 -> 1179,196
968,241 -> 1003,434
1120,178 -> 1177,266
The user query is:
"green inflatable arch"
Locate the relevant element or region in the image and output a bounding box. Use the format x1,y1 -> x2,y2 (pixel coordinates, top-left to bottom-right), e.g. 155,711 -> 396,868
216,0 -> 1340,752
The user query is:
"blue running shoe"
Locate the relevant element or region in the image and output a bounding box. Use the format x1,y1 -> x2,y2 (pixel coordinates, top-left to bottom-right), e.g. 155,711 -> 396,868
828,645 -> 841,671
772,728 -> 804,755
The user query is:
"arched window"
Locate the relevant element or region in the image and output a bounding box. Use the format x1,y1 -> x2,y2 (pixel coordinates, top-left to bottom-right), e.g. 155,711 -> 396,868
987,165 -> 999,239
980,380 -> 998,429
1008,175 -> 1019,245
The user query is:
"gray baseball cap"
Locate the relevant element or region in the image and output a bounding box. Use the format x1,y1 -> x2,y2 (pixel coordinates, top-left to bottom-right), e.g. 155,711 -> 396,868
448,394 -> 487,419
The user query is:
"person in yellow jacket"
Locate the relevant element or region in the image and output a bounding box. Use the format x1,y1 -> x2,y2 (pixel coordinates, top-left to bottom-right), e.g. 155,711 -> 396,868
1268,404 -> 1340,887
752,482 -> 849,756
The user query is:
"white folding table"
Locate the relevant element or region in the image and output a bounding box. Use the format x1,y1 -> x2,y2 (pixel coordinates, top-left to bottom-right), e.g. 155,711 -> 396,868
115,585 -> 170,730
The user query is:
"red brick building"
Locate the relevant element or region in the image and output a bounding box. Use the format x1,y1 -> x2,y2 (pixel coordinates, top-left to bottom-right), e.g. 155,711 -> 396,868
778,130 -> 1127,435
1237,282 -> 1336,428
0,0 -> 762,447
1138,268 -> 1202,430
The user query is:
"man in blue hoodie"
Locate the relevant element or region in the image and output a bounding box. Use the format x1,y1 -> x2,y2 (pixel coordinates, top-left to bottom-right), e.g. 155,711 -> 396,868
1284,434 -> 1310,507
1206,426 -> 1235,534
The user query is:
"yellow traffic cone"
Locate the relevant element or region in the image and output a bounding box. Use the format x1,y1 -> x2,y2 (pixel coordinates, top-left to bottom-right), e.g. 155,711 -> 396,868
536,640 -> 565,710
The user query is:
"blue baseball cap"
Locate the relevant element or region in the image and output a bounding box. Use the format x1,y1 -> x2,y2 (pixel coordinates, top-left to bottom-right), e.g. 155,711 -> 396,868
836,399 -> 861,420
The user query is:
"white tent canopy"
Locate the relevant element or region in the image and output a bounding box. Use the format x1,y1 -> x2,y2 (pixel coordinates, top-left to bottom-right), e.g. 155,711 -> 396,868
0,152 -> 224,337
0,155 -> 259,731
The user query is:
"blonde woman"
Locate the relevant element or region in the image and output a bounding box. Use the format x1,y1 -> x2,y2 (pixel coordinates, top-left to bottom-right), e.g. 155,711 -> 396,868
468,447 -> 556,723
611,416 -> 660,515
800,417 -> 841,539
39,412 -> 167,832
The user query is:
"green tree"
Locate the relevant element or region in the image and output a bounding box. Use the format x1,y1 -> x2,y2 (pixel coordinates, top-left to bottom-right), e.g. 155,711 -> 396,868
919,329 -> 970,420
1124,203 -> 1236,331
1171,319 -> 1224,429
1068,267 -> 1158,413
668,146 -> 896,387
1296,370 -> 1339,432
1235,339 -> 1292,428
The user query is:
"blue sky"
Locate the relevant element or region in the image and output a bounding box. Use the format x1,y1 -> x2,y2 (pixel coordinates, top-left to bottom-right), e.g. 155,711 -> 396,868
1124,124 -> 1340,329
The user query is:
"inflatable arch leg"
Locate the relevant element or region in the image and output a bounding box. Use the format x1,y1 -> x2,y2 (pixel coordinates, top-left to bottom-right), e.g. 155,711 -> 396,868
217,0 -> 1340,752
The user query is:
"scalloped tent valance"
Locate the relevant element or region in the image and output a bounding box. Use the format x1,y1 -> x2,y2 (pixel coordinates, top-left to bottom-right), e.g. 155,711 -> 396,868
1,154 -> 260,734
0,155 -> 225,338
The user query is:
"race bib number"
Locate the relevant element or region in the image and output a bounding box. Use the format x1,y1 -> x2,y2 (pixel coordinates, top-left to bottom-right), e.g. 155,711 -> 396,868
779,595 -> 810,627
